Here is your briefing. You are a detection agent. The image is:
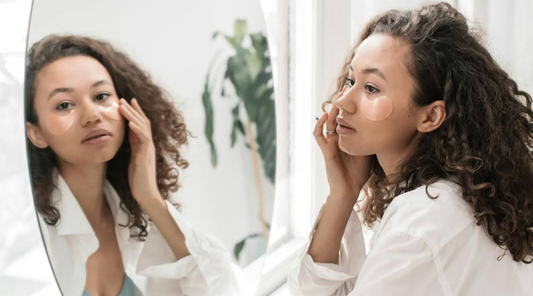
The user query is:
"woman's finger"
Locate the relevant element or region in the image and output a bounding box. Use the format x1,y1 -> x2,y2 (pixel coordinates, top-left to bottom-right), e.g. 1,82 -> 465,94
325,94 -> 343,135
121,108 -> 149,144
313,112 -> 328,148
131,98 -> 150,125
119,102 -> 144,128
128,121 -> 149,142
120,98 -> 146,126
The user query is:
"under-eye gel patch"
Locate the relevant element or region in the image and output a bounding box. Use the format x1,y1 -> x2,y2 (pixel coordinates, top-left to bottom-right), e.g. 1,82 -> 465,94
98,99 -> 121,121
46,110 -> 76,136
360,95 -> 393,121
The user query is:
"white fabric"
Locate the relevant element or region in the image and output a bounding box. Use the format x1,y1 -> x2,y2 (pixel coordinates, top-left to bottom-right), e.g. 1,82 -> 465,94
38,171 -> 243,296
289,179 -> 533,296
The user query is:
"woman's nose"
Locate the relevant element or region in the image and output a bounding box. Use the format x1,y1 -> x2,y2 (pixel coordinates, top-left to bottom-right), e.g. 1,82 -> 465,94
334,86 -> 357,113
80,100 -> 103,126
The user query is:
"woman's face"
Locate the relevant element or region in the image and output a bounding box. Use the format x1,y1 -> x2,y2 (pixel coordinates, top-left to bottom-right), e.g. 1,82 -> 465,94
334,33 -> 421,157
26,55 -> 125,166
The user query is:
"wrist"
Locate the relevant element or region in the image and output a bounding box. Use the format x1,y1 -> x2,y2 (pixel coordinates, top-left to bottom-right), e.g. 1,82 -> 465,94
329,186 -> 361,202
328,189 -> 360,209
138,191 -> 167,216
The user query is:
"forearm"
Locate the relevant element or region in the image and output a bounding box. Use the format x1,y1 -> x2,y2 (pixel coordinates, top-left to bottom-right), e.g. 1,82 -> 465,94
307,192 -> 359,264
141,194 -> 191,260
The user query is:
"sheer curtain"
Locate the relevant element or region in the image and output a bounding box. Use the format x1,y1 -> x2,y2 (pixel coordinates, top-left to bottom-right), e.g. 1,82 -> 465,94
350,0 -> 533,95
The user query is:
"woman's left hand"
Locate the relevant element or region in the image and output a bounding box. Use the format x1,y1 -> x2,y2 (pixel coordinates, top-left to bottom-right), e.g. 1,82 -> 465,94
118,98 -> 161,209
119,99 -> 190,259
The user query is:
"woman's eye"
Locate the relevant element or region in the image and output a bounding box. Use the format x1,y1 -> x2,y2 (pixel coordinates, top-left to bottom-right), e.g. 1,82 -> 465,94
95,93 -> 110,101
365,85 -> 378,93
56,102 -> 72,110
344,77 -> 355,87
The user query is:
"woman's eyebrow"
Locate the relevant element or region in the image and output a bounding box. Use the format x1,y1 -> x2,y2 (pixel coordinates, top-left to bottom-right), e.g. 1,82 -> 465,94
48,87 -> 73,100
349,65 -> 388,82
47,80 -> 112,100
92,79 -> 112,87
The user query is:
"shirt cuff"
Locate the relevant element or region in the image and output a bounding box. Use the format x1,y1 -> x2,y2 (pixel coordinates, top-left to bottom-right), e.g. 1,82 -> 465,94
289,204 -> 367,295
136,200 -> 240,295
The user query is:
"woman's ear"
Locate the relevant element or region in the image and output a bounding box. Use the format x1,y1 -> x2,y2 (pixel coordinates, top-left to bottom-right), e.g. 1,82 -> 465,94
416,100 -> 446,133
26,122 -> 49,148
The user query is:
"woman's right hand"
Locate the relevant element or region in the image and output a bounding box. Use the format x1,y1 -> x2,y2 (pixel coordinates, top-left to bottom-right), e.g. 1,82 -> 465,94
314,88 -> 373,206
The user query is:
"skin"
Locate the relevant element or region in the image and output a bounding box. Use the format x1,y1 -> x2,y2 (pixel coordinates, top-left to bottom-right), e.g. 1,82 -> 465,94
43,87 -> 121,136
45,107 -> 76,136
26,56 -> 190,295
309,34 -> 446,264
359,95 -> 394,122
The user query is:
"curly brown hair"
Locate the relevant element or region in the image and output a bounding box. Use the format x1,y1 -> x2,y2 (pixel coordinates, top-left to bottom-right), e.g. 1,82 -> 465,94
25,34 -> 189,240
326,2 -> 533,263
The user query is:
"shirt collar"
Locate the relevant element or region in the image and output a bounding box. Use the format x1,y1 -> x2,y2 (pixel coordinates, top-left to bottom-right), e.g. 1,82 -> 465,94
52,170 -> 129,236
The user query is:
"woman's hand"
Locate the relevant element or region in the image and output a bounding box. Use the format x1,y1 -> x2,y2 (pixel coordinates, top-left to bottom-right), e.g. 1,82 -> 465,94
313,88 -> 373,207
118,98 -> 161,209
307,89 -> 374,264
119,98 -> 190,260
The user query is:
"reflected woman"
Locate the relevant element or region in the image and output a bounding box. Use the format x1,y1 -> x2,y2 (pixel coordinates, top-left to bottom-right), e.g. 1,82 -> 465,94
290,2 -> 533,296
25,35 -> 240,296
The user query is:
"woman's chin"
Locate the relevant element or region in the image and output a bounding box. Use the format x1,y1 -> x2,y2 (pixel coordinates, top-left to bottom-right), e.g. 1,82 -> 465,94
70,149 -> 119,166
338,140 -> 369,156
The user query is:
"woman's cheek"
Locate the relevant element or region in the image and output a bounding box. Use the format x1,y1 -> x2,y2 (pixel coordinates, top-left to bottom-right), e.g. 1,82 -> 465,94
45,110 -> 75,136
360,95 -> 394,122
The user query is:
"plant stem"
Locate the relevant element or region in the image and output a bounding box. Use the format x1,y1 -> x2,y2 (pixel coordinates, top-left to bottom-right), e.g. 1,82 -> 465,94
245,120 -> 269,241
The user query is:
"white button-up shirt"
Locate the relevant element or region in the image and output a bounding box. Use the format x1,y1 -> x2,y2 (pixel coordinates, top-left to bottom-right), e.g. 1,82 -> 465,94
37,173 -> 242,296
289,179 -> 533,295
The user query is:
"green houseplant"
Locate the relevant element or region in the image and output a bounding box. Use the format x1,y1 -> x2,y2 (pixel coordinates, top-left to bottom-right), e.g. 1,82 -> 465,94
201,19 -> 276,262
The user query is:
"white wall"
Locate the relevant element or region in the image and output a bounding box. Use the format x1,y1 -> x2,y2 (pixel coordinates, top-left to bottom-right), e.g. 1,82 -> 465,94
28,0 -> 274,266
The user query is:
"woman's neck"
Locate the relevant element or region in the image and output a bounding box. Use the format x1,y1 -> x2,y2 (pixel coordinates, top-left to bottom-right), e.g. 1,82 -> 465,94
378,132 -> 421,178
58,162 -> 109,222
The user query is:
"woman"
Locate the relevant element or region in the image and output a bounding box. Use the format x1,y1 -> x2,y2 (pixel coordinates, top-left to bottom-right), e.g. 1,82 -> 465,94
25,35 -> 241,295
289,2 -> 533,295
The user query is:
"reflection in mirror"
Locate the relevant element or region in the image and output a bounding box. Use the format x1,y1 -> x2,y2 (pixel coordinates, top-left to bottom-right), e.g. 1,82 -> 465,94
25,0 -> 275,295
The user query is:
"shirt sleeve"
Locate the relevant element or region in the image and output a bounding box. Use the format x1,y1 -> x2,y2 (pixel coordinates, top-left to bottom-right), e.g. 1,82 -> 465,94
348,231 -> 446,296
135,200 -> 242,296
288,207 -> 368,296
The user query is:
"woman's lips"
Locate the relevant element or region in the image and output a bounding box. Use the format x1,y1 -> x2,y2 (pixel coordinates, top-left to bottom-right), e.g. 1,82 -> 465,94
82,134 -> 111,145
82,128 -> 111,143
336,117 -> 357,134
336,124 -> 357,134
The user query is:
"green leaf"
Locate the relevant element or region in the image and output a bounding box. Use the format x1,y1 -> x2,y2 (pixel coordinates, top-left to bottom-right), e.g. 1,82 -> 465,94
245,50 -> 262,81
234,19 -> 247,45
210,143 -> 218,167
230,126 -> 237,148
250,33 -> 268,58
232,104 -> 240,117
233,233 -> 263,260
234,239 -> 246,260
224,36 -> 238,48
206,20 -> 277,184
201,74 -> 218,167
235,120 -> 245,136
